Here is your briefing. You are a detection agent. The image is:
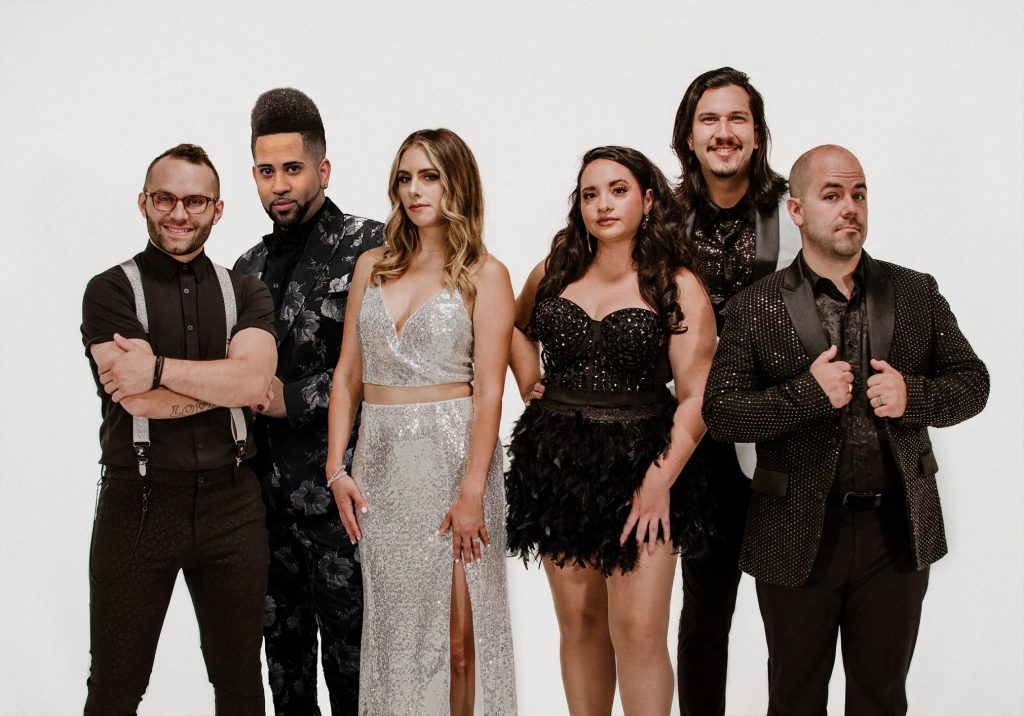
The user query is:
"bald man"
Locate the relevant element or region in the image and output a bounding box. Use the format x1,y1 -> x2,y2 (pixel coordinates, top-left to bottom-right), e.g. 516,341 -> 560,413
702,145 -> 989,714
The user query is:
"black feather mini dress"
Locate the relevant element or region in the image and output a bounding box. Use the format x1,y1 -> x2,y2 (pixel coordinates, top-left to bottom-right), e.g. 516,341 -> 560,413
505,296 -> 712,575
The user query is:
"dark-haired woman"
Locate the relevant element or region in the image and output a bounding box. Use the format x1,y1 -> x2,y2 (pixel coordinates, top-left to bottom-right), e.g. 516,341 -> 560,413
506,146 -> 715,715
326,128 -> 516,715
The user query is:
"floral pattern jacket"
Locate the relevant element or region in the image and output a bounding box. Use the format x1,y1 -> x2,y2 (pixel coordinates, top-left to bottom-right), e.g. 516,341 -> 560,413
235,198 -> 384,518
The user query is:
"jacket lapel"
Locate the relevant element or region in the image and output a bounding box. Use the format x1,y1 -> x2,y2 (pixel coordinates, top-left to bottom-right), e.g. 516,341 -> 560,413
780,253 -> 830,359
273,199 -> 345,346
862,251 -> 895,361
239,244 -> 268,280
752,207 -> 780,281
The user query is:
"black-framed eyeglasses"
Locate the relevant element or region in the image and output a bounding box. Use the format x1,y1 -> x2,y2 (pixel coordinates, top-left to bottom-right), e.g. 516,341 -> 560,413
144,191 -> 218,214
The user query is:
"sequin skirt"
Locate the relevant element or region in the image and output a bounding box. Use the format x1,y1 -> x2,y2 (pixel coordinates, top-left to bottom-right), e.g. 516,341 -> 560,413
353,397 -> 517,715
505,397 -> 711,576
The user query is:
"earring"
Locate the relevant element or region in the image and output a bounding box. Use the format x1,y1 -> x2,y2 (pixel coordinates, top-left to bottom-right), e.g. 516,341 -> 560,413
587,232 -> 594,253
641,213 -> 650,231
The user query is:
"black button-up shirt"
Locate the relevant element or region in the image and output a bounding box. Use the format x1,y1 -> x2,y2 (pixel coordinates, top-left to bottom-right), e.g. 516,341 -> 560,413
802,257 -> 900,494
263,202 -> 329,310
82,242 -> 276,470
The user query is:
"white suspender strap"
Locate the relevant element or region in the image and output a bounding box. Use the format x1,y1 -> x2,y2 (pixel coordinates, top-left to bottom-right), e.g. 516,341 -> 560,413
212,263 -> 248,463
119,259 -> 151,476
117,259 -> 249,475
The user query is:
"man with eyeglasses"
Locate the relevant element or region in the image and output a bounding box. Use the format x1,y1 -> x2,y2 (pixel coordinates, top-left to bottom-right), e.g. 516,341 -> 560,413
234,88 -> 383,715
81,143 -> 277,714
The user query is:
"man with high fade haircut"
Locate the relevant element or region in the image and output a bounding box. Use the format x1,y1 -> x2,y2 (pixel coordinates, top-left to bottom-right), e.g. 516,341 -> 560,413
235,87 -> 383,716
81,143 -> 277,714
704,145 -> 988,714
670,66 -> 799,716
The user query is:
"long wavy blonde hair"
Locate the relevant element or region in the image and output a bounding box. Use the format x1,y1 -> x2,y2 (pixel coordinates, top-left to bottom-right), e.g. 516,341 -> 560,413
371,128 -> 486,303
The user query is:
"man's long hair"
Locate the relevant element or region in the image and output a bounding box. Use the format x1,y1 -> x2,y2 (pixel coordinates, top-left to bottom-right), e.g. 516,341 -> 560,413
671,67 -> 787,214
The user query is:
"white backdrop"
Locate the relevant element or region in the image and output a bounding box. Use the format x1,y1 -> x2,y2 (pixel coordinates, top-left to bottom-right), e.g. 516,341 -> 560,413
1,1 -> 1021,714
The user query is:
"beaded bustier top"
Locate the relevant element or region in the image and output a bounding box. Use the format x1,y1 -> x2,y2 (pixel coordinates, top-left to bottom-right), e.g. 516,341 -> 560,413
358,283 -> 474,386
531,296 -> 671,403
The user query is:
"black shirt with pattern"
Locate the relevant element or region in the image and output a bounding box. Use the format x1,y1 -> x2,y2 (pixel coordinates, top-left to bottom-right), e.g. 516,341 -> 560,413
802,256 -> 900,494
82,242 -> 277,470
691,196 -> 758,332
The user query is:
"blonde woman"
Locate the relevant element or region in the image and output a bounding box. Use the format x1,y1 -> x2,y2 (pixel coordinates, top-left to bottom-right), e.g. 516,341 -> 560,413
325,128 -> 517,715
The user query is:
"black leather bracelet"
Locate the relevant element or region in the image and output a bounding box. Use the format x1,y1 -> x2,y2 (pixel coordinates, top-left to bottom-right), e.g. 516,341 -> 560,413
152,355 -> 164,390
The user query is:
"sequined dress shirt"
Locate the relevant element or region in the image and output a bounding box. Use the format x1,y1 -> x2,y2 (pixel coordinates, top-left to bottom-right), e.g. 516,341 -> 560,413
691,197 -> 758,332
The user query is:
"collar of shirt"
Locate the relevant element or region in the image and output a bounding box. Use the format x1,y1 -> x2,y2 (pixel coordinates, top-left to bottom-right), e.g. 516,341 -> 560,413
801,254 -> 866,305
263,197 -> 331,257
141,241 -> 212,283
695,194 -> 756,234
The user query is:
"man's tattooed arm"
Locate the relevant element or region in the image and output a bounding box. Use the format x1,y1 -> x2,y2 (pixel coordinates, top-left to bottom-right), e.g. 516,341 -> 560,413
121,389 -> 221,420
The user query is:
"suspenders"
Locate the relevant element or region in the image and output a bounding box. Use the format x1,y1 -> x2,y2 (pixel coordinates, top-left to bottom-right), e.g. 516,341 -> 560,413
118,259 -> 248,476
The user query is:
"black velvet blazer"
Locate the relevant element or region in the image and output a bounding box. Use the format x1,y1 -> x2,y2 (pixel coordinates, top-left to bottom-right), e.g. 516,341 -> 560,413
703,251 -> 989,586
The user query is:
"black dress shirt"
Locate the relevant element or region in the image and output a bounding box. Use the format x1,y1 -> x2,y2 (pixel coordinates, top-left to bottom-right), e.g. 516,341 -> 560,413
262,201 -> 329,310
82,242 -> 276,470
691,196 -> 758,332
802,257 -> 900,494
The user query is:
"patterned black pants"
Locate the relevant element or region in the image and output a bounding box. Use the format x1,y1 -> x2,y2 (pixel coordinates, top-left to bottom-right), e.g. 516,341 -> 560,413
85,464 -> 268,715
263,509 -> 363,716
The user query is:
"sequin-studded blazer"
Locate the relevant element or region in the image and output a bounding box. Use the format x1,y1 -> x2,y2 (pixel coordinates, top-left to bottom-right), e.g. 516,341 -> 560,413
703,251 -> 989,587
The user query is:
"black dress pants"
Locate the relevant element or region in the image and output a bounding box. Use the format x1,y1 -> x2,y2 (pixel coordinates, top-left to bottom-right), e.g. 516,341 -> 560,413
755,499 -> 929,716
678,437 -> 751,716
263,508 -> 362,716
85,463 -> 268,716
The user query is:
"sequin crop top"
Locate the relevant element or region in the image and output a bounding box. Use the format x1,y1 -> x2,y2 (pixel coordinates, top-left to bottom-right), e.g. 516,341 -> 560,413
529,296 -> 672,404
358,283 -> 474,386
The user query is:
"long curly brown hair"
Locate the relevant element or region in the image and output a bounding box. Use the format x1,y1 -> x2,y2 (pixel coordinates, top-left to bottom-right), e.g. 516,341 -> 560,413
534,146 -> 695,335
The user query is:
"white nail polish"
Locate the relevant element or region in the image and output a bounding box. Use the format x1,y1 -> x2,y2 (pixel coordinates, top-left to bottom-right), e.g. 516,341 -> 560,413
360,506 -> 368,514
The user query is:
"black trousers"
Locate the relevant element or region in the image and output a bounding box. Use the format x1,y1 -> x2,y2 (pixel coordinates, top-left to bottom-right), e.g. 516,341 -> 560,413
677,437 -> 751,716
756,499 -> 929,716
85,463 -> 268,716
263,508 -> 363,716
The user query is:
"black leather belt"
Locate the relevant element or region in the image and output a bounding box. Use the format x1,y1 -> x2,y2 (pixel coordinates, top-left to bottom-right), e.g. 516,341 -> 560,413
827,490 -> 895,510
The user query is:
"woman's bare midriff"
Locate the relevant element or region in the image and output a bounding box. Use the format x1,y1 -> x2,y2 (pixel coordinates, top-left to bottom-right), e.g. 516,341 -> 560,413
363,382 -> 472,405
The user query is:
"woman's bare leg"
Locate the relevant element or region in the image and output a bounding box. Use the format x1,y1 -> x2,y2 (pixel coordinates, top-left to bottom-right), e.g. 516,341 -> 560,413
543,557 -> 616,715
606,544 -> 678,715
450,562 -> 476,716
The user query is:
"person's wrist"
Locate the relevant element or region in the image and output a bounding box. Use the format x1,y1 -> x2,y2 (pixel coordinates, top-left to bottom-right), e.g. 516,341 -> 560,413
151,355 -> 164,390
326,464 -> 349,489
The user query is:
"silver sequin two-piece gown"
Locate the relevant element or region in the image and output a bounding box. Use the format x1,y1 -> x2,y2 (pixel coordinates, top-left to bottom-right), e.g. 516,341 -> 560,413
353,283 -> 517,714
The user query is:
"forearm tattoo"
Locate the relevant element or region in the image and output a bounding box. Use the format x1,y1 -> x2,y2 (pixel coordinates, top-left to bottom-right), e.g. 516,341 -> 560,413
169,400 -> 216,418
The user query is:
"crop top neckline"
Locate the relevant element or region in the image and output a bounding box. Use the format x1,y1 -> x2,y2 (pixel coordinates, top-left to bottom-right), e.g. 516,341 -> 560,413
372,283 -> 464,341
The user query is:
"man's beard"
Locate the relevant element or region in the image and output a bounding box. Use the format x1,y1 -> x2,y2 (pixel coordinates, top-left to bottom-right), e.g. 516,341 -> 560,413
266,196 -> 313,229
146,215 -> 212,257
707,142 -> 746,179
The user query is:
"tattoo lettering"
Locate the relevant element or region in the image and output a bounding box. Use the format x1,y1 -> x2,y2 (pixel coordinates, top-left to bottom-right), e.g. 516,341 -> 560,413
169,400 -> 216,417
